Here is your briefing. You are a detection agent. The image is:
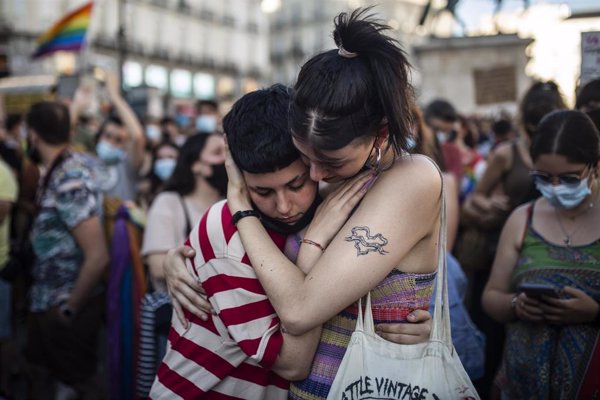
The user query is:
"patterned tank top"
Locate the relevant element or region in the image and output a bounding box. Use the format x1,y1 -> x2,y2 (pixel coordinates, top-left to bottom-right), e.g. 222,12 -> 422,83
496,203 -> 600,399
289,268 -> 436,400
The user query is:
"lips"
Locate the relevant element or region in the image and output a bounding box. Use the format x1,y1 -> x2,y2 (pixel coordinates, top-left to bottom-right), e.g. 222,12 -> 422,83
278,214 -> 301,224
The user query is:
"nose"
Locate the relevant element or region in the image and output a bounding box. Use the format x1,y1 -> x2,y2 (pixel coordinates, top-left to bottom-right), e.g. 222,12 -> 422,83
275,191 -> 292,216
309,162 -> 329,182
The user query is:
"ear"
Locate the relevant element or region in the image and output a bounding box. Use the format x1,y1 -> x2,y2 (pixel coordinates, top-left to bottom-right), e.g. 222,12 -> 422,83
375,126 -> 389,148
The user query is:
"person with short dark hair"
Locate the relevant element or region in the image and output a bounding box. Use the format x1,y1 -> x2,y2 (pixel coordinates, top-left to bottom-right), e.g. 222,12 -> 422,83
483,109 -> 600,398
94,72 -> 145,201
576,78 -> 600,131
194,99 -> 220,134
24,101 -> 109,399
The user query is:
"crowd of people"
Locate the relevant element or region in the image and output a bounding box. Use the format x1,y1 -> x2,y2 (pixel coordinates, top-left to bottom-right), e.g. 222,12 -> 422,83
0,8 -> 599,400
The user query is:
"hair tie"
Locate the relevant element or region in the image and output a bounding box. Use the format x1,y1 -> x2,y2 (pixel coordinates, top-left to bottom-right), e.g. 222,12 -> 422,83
338,45 -> 358,59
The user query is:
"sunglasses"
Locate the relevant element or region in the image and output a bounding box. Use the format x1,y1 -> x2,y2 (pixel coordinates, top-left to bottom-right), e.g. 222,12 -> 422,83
530,165 -> 591,186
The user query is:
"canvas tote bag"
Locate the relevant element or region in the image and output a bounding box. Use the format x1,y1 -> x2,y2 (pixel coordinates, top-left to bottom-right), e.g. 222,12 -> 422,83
327,192 -> 480,400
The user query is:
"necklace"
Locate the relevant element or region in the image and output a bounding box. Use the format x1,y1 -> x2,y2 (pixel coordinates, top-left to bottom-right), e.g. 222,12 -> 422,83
554,188 -> 599,247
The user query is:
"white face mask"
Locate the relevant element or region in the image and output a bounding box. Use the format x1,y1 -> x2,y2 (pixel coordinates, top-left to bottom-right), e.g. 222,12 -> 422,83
535,178 -> 592,209
436,131 -> 447,144
145,125 -> 162,141
195,115 -> 217,133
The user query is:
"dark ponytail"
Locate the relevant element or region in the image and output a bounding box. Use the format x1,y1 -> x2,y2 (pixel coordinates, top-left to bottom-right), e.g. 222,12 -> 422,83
290,8 -> 414,154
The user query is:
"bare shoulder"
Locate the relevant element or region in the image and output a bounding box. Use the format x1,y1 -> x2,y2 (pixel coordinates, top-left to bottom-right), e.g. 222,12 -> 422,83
489,142 -> 513,169
502,201 -> 533,244
378,154 -> 442,198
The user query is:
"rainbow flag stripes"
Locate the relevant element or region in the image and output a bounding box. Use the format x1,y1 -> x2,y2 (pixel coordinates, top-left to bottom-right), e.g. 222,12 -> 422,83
32,2 -> 93,59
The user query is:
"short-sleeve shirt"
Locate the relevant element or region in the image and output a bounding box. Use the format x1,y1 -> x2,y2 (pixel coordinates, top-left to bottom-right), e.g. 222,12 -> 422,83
141,192 -> 205,257
0,160 -> 18,269
30,150 -> 103,312
150,200 -> 289,399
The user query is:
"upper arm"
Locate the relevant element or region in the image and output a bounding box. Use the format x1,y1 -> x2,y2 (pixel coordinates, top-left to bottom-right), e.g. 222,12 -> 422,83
142,194 -> 182,255
71,215 -> 109,266
484,204 -> 528,295
443,173 -> 460,250
474,146 -> 510,195
299,156 -> 442,323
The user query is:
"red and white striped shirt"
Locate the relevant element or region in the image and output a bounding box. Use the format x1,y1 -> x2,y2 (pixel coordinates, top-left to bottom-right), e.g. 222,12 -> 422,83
150,200 -> 289,399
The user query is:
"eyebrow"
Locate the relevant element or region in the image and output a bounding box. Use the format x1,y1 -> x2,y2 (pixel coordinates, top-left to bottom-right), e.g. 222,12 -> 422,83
251,172 -> 309,190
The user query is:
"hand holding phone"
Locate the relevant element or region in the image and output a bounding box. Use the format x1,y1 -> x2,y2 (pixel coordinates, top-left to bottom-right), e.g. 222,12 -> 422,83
517,282 -> 562,300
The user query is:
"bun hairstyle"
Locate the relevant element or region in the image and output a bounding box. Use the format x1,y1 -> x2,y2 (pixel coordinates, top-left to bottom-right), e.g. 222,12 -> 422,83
520,80 -> 566,138
290,7 -> 414,154
531,109 -> 600,165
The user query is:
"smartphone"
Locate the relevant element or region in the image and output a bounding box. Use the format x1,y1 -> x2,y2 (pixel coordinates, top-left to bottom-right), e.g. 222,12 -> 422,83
517,282 -> 561,299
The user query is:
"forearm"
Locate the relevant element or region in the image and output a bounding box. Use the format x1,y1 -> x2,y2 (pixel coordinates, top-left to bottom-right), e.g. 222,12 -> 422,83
482,287 -> 515,323
67,252 -> 108,312
271,326 -> 322,381
236,217 -> 312,328
111,96 -> 145,166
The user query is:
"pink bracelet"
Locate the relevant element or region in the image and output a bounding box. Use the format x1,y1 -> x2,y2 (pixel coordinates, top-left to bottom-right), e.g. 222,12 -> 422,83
301,238 -> 325,252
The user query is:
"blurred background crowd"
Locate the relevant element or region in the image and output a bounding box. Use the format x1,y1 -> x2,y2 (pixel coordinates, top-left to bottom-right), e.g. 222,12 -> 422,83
0,0 -> 599,399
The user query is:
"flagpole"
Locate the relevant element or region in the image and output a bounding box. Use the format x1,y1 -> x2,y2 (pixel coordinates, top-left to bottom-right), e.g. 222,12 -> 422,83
79,1 -> 96,74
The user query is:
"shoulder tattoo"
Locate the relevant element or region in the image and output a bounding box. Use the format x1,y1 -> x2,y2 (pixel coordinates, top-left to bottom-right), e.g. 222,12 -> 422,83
344,226 -> 389,256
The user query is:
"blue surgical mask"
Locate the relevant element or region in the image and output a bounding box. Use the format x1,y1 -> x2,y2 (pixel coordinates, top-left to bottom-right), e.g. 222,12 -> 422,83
436,131 -> 448,144
96,140 -> 126,165
145,125 -> 162,141
175,114 -> 190,128
195,115 -> 217,133
535,178 -> 592,209
153,158 -> 177,181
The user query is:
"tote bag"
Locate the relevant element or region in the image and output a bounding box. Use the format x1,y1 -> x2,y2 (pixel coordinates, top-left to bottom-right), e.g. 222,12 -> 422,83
327,193 -> 480,400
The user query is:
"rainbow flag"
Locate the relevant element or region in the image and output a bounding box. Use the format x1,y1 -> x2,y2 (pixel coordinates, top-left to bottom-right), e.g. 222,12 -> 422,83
32,2 -> 94,59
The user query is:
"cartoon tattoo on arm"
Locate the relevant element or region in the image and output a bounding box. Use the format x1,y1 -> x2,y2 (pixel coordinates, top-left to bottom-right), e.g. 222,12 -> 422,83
345,226 -> 389,256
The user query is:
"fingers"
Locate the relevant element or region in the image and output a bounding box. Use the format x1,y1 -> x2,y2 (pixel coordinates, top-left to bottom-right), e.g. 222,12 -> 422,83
561,286 -> 584,299
376,318 -> 431,344
407,309 -> 432,323
171,297 -> 188,329
376,332 -> 426,345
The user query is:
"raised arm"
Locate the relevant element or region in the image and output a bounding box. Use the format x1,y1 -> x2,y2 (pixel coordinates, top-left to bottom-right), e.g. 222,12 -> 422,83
230,156 -> 442,335
105,72 -> 145,169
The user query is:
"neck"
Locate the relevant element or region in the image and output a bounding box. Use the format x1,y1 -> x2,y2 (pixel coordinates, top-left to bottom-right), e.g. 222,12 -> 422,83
40,143 -> 69,168
190,177 -> 221,201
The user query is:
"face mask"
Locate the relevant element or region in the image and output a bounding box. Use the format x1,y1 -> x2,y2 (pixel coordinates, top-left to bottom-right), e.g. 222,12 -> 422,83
145,125 -> 162,141
175,114 -> 190,128
206,163 -> 229,196
406,136 -> 417,150
436,131 -> 447,144
535,179 -> 592,209
258,195 -> 323,234
153,158 -> 177,182
96,140 -> 126,165
195,115 -> 217,134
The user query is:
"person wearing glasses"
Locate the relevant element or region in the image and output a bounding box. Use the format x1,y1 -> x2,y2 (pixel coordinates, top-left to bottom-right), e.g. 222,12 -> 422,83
482,109 -> 600,398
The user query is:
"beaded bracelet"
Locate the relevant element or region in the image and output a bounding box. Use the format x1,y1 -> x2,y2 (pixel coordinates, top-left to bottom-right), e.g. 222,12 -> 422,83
300,238 -> 325,252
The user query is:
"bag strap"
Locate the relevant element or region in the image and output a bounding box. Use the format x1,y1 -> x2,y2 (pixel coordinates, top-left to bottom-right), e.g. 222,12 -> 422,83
178,194 -> 192,237
431,173 -> 451,346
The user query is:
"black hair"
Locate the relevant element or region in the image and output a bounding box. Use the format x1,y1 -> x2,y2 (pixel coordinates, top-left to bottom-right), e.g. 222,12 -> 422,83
575,78 -> 600,110
95,115 -> 124,143
520,80 -> 566,138
223,84 -> 298,173
26,101 -> 70,145
196,99 -> 219,112
160,116 -> 175,126
163,134 -> 210,196
424,99 -> 458,124
531,109 -> 600,165
492,119 -> 513,137
5,114 -> 23,131
146,139 -> 180,195
290,7 -> 413,153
